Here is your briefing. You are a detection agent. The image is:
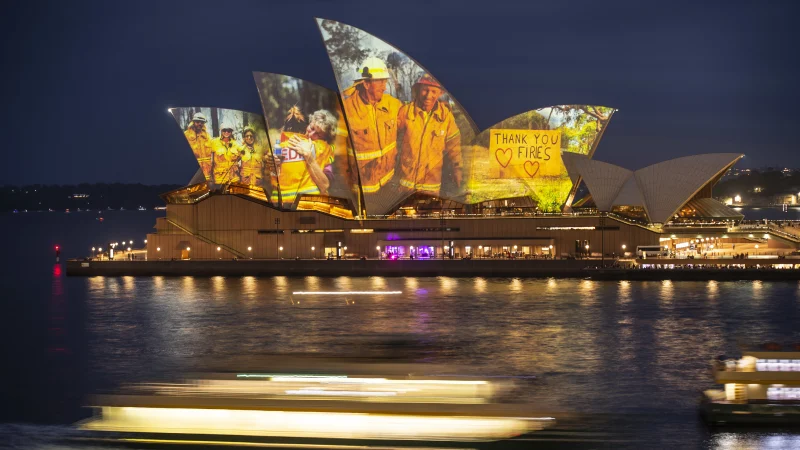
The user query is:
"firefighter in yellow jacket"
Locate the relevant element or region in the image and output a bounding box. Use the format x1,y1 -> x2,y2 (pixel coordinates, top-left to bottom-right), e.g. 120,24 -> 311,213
341,57 -> 402,197
271,110 -> 336,206
210,124 -> 241,184
240,127 -> 264,187
396,74 -> 462,196
184,113 -> 213,180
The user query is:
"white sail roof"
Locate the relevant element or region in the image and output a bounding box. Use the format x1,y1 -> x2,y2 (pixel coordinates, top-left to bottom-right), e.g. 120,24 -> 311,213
562,153 -> 632,211
564,153 -> 743,224
633,153 -> 742,223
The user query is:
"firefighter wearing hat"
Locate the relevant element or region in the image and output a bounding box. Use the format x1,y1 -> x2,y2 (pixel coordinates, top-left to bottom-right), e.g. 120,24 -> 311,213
240,126 -> 265,188
210,123 -> 242,184
396,73 -> 462,196
341,57 -> 402,197
184,113 -> 213,180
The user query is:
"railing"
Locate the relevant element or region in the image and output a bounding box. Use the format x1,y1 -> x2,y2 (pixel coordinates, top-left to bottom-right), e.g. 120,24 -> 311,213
165,218 -> 247,259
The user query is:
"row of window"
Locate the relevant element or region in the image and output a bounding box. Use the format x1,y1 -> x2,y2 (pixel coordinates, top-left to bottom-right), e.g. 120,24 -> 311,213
757,359 -> 800,372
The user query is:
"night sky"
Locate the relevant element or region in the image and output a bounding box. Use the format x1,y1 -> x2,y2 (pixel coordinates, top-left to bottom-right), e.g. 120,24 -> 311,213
2,0 -> 797,185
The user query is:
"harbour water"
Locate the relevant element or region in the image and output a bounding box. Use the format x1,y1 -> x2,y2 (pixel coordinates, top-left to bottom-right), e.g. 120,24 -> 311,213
2,210 -> 800,449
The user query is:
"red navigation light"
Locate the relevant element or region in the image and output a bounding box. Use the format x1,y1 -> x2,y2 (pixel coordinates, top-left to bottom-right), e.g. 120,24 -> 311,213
55,245 -> 60,251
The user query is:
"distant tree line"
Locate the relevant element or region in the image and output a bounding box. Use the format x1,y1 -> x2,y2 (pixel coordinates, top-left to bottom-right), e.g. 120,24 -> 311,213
0,183 -> 182,212
715,169 -> 800,199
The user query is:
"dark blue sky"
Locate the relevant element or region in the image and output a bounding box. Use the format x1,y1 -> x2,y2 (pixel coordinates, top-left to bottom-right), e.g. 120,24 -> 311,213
1,0 -> 797,185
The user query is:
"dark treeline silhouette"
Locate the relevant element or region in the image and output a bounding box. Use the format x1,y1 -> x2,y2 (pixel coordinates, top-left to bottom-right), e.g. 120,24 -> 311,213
1,183 -> 182,212
715,169 -> 800,203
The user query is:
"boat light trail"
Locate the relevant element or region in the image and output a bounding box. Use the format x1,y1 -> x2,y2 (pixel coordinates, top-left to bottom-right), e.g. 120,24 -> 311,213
291,291 -> 402,295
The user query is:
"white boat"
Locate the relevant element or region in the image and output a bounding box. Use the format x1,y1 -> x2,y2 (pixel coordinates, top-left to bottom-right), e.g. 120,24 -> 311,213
700,344 -> 800,425
77,358 -> 554,446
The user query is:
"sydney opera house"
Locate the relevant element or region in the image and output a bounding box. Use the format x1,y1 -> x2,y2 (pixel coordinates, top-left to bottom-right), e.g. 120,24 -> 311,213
146,19 -> 749,261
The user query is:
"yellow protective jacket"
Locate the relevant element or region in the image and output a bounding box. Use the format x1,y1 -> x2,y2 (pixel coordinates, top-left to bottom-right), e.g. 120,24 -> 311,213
210,137 -> 241,184
184,126 -> 213,180
271,132 -> 334,204
396,101 -> 462,194
240,143 -> 265,186
342,91 -> 402,194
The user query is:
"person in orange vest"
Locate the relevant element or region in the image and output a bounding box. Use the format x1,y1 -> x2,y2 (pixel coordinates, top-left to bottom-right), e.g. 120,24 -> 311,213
341,57 -> 402,201
396,73 -> 462,197
272,109 -> 336,206
240,126 -> 265,188
184,113 -> 213,180
210,124 -> 241,185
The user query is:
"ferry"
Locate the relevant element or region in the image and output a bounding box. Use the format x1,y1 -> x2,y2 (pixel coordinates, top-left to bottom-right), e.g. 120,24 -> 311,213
700,344 -> 800,425
75,357 -> 555,447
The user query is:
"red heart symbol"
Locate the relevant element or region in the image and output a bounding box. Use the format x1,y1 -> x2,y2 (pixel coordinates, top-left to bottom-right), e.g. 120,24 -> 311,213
524,160 -> 540,178
495,148 -> 512,168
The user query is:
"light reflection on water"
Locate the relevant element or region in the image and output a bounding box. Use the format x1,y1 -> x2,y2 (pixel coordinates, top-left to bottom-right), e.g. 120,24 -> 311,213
76,276 -> 800,448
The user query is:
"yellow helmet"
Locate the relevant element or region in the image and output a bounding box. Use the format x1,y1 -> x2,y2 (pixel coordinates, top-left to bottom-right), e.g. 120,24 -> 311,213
357,57 -> 390,80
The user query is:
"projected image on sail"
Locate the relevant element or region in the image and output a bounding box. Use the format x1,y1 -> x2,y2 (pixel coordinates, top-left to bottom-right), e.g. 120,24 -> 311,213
317,18 -> 479,215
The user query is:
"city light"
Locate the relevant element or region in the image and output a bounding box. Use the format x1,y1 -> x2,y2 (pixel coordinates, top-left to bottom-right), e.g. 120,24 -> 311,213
92,247 -> 96,251
217,247 -> 221,251
247,246 -> 252,251
186,247 -> 191,251
156,247 -> 160,251
127,247 -> 131,251
622,244 -> 627,250
311,246 -> 315,251
144,239 -> 148,244
279,246 -> 283,251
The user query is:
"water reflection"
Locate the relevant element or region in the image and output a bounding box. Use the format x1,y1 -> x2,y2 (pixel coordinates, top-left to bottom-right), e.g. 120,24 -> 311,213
710,432 -> 800,450
371,276 -> 387,290
660,279 -> 674,304
212,276 -> 225,296
181,276 -> 195,298
77,276 -> 800,448
752,280 -> 764,301
439,276 -> 456,294
241,276 -> 256,300
509,278 -> 522,293
708,280 -> 719,301
404,277 -> 418,292
334,276 -> 352,292
474,277 -> 486,294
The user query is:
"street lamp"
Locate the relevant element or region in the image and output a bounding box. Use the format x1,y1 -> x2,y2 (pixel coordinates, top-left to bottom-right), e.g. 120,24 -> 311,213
144,239 -> 147,244
127,247 -> 131,252
755,244 -> 759,249
92,247 -> 96,252
156,247 -> 160,252
186,247 -> 190,251
247,246 -> 252,251
217,246 -> 221,251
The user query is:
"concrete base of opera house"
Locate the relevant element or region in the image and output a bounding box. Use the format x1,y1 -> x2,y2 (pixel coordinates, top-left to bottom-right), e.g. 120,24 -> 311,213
65,259 -> 800,280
